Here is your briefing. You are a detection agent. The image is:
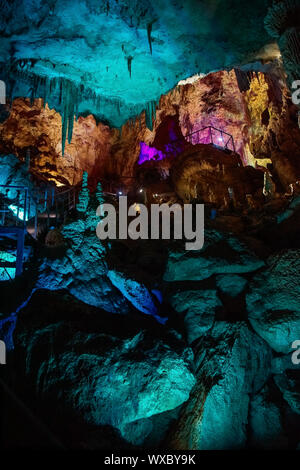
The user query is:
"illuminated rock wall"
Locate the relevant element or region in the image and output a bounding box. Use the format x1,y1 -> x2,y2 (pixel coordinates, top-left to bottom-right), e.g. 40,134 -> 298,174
0,67 -> 299,190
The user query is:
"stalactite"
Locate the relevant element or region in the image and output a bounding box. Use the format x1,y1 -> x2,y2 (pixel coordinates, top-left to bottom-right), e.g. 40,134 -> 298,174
127,56 -> 133,78
145,100 -> 157,131
147,22 -> 153,54
60,79 -> 78,155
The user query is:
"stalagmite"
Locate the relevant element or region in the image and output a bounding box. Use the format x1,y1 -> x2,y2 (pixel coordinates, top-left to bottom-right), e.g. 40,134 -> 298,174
77,171 -> 89,213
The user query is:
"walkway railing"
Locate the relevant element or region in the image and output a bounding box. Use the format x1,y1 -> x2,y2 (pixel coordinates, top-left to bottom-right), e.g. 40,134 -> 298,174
0,182 -> 77,277
166,125 -> 236,155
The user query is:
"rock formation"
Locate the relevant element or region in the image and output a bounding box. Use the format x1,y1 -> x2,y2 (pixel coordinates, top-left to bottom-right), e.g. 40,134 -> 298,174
1,66 -> 299,195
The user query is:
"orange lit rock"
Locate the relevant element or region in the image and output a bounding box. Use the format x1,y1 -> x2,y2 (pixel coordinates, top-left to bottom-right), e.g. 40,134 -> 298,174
0,66 -> 299,193
0,98 -> 116,187
171,143 -> 264,210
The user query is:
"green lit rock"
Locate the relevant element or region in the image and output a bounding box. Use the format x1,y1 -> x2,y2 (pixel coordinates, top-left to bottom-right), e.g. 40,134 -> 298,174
274,372 -> 300,415
119,406 -> 182,447
167,322 -> 272,450
249,382 -> 288,449
169,289 -> 222,344
164,230 -> 264,282
246,250 -> 300,353
38,214 -> 129,314
16,298 -> 195,439
216,274 -> 248,297
76,171 -> 90,213
0,1 -> 270,130
107,269 -> 159,319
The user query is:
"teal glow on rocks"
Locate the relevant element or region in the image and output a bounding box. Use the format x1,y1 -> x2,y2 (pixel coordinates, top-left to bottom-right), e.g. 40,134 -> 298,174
0,0 -> 271,145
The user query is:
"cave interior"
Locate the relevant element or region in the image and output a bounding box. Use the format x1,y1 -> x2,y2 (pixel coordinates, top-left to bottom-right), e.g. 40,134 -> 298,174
0,0 -> 300,452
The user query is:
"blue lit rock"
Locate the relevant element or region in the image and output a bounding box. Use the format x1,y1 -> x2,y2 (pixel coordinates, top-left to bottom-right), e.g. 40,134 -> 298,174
246,250 -> 300,353
37,216 -> 129,314
168,322 -> 272,450
249,383 -> 288,449
0,1 -> 271,130
107,269 -> 160,320
119,406 -> 181,447
0,313 -> 16,351
168,289 -> 222,344
271,355 -> 300,375
164,230 -> 264,282
216,274 -> 248,297
274,372 -> 300,415
0,154 -> 32,190
20,322 -> 195,436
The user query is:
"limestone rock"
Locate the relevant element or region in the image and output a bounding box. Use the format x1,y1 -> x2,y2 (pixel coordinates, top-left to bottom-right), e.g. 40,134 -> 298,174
168,289 -> 222,344
247,249 -> 300,353
249,382 -> 288,449
216,274 -> 248,297
171,143 -> 264,209
14,291 -> 196,442
1,66 -> 300,193
119,406 -> 181,447
0,0 -> 271,128
107,269 -> 160,320
164,230 -> 264,282
38,216 -> 129,314
274,371 -> 300,415
167,322 -> 272,450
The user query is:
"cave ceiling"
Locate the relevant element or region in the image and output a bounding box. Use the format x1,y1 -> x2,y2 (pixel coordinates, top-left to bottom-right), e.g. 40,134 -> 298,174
0,0 -> 274,129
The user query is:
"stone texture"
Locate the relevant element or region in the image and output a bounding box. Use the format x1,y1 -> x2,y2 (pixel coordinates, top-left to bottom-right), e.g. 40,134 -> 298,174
1,66 -> 300,195
167,322 -> 272,450
216,274 -> 248,298
274,371 -> 300,415
0,0 -> 271,127
247,249 -> 300,353
37,209 -> 129,314
168,289 -> 221,344
164,230 -> 264,282
14,290 -> 196,444
0,99 -> 116,186
249,382 -> 288,449
107,269 -> 160,320
171,143 -> 264,209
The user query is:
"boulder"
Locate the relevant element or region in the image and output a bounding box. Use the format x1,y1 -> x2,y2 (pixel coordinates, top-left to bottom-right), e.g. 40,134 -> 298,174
107,269 -> 160,320
247,250 -> 300,353
168,289 -> 221,344
216,274 -> 248,297
37,217 -> 129,314
167,322 -> 272,450
15,291 -> 196,442
164,229 -> 264,282
274,372 -> 300,415
249,382 -> 288,449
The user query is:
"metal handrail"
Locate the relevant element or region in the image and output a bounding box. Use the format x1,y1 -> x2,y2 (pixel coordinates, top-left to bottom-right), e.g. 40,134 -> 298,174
166,125 -> 236,154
